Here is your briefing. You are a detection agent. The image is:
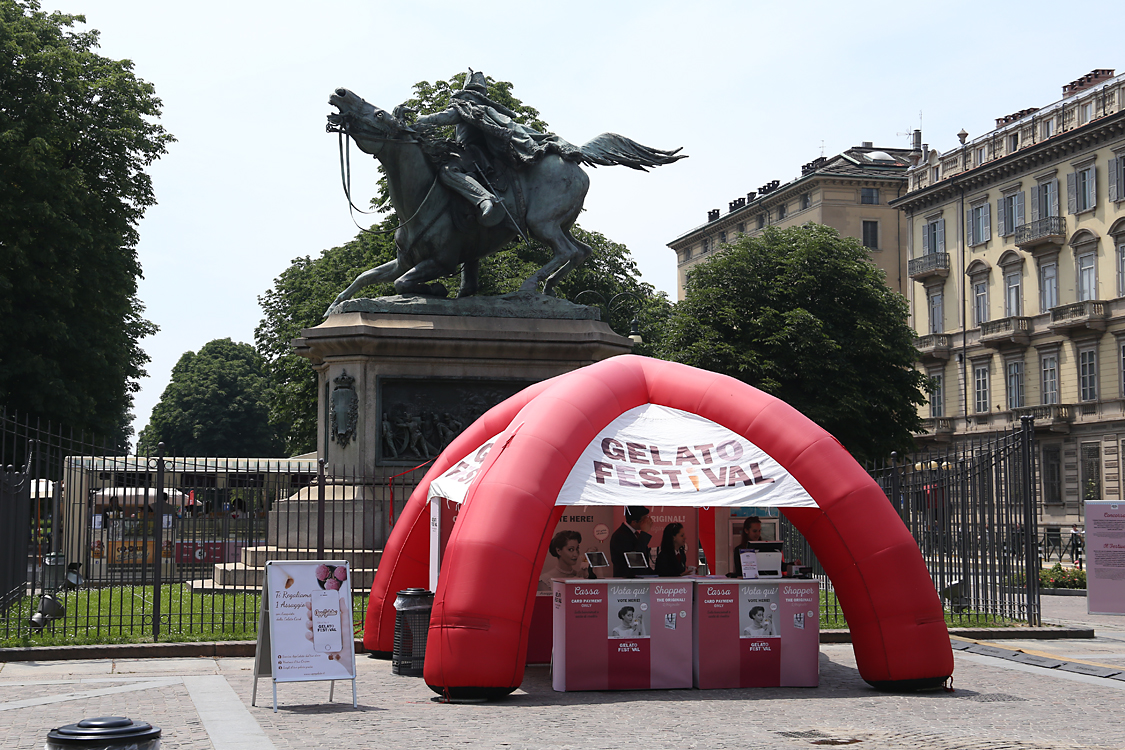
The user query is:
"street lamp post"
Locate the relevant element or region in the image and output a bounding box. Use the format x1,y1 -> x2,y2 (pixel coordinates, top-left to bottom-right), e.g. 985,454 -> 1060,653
574,290 -> 644,345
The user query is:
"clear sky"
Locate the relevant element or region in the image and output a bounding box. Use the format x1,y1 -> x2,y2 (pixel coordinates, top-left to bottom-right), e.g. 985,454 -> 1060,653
50,0 -> 1124,441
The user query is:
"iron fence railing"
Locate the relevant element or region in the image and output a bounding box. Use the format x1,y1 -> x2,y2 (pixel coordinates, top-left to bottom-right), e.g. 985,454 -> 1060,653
2,406 -> 1042,644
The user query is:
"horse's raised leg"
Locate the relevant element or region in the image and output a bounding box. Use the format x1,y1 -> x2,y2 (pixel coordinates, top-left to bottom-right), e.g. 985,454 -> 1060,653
395,258 -> 452,297
457,259 -> 480,298
542,230 -> 594,295
518,226 -> 579,295
324,259 -> 403,317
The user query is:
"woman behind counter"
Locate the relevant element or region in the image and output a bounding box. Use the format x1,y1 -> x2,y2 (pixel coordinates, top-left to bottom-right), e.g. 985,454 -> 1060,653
654,522 -> 695,577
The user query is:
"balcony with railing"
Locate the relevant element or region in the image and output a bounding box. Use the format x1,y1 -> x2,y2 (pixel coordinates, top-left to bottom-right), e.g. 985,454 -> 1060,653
1011,404 -> 1074,433
908,252 -> 951,281
1014,216 -> 1066,250
979,316 -> 1031,348
915,333 -> 951,360
916,417 -> 955,442
1048,300 -> 1107,335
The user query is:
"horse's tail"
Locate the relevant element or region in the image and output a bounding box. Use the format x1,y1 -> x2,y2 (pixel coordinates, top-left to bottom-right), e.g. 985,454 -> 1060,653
578,133 -> 686,171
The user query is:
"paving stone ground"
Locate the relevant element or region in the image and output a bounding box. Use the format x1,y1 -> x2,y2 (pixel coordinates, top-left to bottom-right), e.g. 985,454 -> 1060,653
1,595 -> 1121,750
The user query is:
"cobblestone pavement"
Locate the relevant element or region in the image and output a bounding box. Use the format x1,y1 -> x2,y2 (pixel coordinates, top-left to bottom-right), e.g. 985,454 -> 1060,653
1,598 -> 1122,750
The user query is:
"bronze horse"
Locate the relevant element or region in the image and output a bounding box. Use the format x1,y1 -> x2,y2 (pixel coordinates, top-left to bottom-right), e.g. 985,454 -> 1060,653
324,88 -> 683,316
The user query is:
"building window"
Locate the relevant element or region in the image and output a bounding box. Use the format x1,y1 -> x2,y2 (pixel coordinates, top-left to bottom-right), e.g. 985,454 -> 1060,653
1041,353 -> 1058,405
1116,240 -> 1125,297
928,289 -> 943,334
737,222 -> 745,234
1033,179 -> 1059,219
921,217 -> 945,254
1082,443 -> 1101,503
1041,118 -> 1055,140
1042,445 -> 1063,505
973,280 -> 989,327
1079,346 -> 1098,402
1079,100 -> 1094,126
974,364 -> 990,413
929,372 -> 944,418
719,230 -> 727,244
968,201 -> 991,246
1069,163 -> 1096,213
1004,270 -> 1021,317
862,221 -> 878,249
1040,260 -> 1058,311
757,214 -> 766,229
1077,251 -> 1096,301
931,166 -> 941,183
1120,339 -> 1125,398
1111,153 -> 1124,202
975,145 -> 988,166
861,188 -> 879,205
800,193 -> 811,210
1006,360 -> 1024,410
1008,133 -> 1020,153
998,191 -> 1024,236
776,203 -> 787,220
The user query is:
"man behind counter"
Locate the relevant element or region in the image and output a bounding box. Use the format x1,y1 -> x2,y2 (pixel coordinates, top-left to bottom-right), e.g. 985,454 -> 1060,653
610,505 -> 653,578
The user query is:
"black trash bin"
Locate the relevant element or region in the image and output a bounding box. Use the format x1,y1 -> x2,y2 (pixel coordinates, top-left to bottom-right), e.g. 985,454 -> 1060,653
392,588 -> 434,677
47,717 -> 161,750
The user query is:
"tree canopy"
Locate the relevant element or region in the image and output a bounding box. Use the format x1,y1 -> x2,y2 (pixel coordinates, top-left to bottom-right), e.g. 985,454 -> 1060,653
0,1 -> 172,443
655,224 -> 926,463
138,339 -> 280,457
256,71 -> 668,456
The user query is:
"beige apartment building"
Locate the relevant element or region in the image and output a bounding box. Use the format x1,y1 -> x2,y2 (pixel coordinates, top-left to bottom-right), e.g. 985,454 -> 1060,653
892,68 -> 1125,526
667,143 -> 916,301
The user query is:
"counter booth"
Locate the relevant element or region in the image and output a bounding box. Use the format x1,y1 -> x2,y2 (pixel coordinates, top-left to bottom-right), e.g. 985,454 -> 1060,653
363,356 -> 954,700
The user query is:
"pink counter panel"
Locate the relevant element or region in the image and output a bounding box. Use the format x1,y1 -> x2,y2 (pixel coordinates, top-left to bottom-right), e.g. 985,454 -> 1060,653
551,579 -> 694,691
693,579 -> 819,688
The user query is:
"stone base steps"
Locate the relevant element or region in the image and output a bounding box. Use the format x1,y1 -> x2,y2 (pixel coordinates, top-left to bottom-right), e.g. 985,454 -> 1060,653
186,545 -> 382,594
188,564 -> 376,594
239,546 -> 382,569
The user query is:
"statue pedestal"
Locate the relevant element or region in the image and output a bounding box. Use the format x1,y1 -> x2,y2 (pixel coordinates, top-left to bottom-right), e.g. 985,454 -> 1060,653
283,294 -> 633,549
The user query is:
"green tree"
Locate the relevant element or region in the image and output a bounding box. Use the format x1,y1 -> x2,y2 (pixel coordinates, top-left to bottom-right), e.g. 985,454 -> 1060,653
257,71 -> 668,455
138,339 -> 280,457
0,1 -> 171,444
655,224 -> 926,463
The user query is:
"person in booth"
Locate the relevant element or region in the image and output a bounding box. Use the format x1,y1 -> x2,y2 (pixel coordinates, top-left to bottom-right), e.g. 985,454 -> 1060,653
655,522 -> 695,577
733,515 -> 763,578
610,505 -> 653,578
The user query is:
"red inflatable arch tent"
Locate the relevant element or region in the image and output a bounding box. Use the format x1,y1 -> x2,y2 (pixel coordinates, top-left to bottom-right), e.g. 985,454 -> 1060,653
365,355 -> 953,698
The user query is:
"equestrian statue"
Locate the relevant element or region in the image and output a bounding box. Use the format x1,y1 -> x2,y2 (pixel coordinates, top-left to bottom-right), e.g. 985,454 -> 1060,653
324,70 -> 685,316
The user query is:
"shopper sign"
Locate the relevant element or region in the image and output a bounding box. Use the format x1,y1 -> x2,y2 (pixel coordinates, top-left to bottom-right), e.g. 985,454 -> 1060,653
252,560 -> 357,711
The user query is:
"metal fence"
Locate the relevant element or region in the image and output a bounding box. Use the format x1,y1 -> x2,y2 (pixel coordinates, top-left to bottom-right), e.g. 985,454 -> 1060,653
0,409 -> 431,645
2,408 -> 1041,645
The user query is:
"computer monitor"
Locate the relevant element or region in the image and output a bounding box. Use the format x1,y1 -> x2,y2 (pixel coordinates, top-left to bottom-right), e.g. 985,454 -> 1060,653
743,541 -> 783,554
585,551 -> 610,568
624,552 -> 649,569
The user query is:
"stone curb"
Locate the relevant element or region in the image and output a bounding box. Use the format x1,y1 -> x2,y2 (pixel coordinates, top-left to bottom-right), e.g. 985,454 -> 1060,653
1,627 -> 1093,662
1040,588 -> 1087,596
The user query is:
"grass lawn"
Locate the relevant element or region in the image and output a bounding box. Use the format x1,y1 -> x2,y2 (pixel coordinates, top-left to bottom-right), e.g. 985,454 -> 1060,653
2,585 -> 1030,648
1,585 -> 368,648
819,588 -> 1028,630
